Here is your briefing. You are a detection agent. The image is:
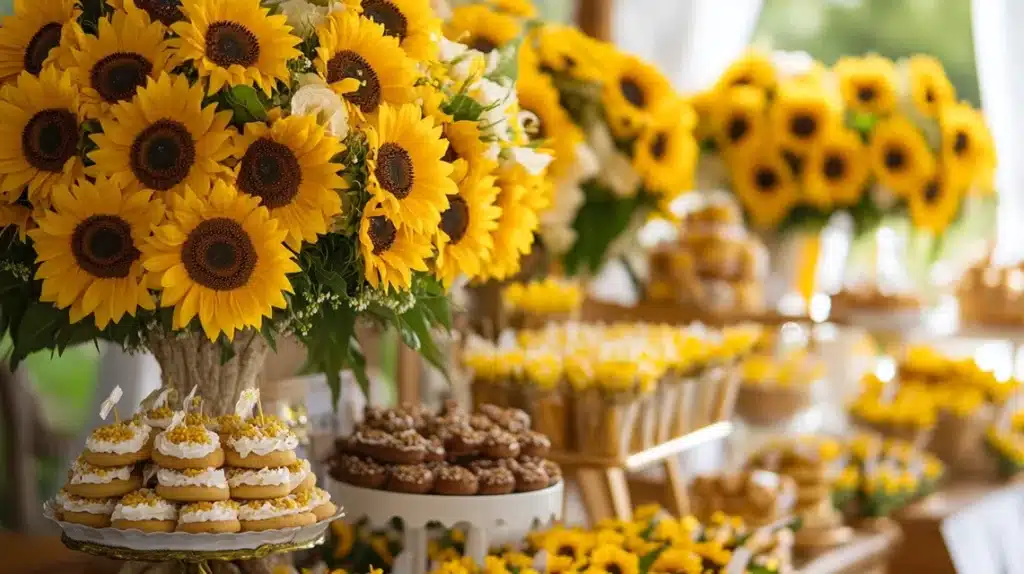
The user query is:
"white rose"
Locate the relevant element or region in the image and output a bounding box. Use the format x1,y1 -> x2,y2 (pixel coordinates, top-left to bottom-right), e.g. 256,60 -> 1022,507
438,36 -> 468,63
290,83 -> 349,138
278,0 -> 343,38
510,146 -> 553,176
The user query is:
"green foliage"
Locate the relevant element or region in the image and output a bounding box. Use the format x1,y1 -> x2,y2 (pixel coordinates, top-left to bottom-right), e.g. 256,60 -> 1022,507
221,85 -> 269,125
562,180 -> 650,276
444,94 -> 487,122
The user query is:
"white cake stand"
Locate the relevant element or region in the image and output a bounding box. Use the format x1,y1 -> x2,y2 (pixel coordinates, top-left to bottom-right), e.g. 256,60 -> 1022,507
329,480 -> 563,573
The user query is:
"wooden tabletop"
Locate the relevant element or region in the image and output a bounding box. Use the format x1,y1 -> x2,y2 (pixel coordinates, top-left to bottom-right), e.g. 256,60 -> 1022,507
796,522 -> 901,574
1,531 -> 117,574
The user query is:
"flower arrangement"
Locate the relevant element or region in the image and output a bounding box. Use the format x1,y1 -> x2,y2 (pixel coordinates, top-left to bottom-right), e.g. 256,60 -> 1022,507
0,0 -> 550,400
693,50 -> 996,237
735,349 -> 822,426
502,277 -> 582,321
984,427 -> 1024,478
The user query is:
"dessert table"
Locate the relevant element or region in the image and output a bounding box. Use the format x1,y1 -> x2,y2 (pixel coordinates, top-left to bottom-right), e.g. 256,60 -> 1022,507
796,521 -> 901,574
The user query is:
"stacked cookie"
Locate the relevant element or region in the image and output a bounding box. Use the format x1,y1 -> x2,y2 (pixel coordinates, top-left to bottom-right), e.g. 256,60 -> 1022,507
330,403 -> 562,496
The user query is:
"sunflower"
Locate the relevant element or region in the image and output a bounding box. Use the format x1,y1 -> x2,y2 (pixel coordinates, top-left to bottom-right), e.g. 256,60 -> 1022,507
541,529 -> 592,563
834,54 -> 897,116
907,55 -> 955,118
315,9 -> 417,117
803,127 -> 870,207
0,0 -> 78,84
29,175 -> 163,328
88,73 -> 234,200
366,102 -> 454,233
358,200 -> 433,291
693,541 -> 732,570
485,0 -> 537,17
602,53 -> 674,138
434,171 -> 501,286
939,102 -> 995,189
107,0 -> 185,27
0,67 -> 84,208
712,84 -> 766,156
480,164 -> 539,281
633,105 -> 698,196
232,115 -> 345,249
442,120 -> 496,184
713,50 -> 777,94
517,70 -> 581,178
649,548 -> 702,574
869,115 -> 936,197
68,10 -> 174,120
0,203 -> 32,240
330,519 -> 354,559
769,82 -> 838,152
729,145 -> 798,230
544,555 -> 579,574
143,181 -> 299,340
345,0 -> 440,62
170,0 -> 301,95
445,4 -> 521,54
588,545 -> 639,574
909,170 -> 963,233
531,24 -> 605,82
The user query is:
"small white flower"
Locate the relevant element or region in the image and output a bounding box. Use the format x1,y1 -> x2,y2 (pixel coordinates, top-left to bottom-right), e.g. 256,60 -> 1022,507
510,146 -> 553,176
601,152 -> 641,198
438,36 -> 469,62
290,82 -> 349,138
567,142 -> 600,183
277,0 -> 342,38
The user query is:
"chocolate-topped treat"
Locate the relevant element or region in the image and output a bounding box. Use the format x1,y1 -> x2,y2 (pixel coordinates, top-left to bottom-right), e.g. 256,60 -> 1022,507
466,458 -> 510,475
334,436 -> 357,456
433,463 -> 479,496
517,430 -> 551,458
333,455 -> 389,489
477,466 -> 516,495
396,403 -> 432,430
480,404 -> 531,432
511,459 -> 550,492
542,459 -> 562,486
352,428 -> 427,465
469,414 -> 495,431
481,428 -> 520,459
424,437 -> 446,463
443,424 -> 486,458
387,464 -> 435,494
363,406 -> 416,432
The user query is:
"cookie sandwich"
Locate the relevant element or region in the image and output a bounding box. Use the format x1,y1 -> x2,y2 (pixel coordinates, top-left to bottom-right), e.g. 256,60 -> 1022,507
58,488 -> 118,527
153,423 -> 225,469
156,466 -> 230,501
288,459 -> 314,492
225,416 -> 298,468
83,420 -> 152,467
65,456 -> 142,498
111,488 -> 178,533
177,500 -> 242,533
294,487 -> 337,521
238,496 -> 316,531
227,466 -> 293,499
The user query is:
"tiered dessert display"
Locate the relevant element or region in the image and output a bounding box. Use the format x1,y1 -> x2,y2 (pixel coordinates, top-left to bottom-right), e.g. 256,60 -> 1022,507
327,403 -> 563,573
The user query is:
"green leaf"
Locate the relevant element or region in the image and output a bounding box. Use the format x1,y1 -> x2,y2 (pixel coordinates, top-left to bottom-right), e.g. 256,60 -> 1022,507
12,303 -> 65,368
491,33 -> 524,82
444,94 -> 486,122
399,307 -> 449,382
226,85 -> 268,123
562,181 -> 645,276
638,544 -> 667,573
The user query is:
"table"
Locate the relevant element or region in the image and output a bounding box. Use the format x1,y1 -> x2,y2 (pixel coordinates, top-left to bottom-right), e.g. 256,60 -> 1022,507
796,522 -> 901,574
1,531 -> 116,574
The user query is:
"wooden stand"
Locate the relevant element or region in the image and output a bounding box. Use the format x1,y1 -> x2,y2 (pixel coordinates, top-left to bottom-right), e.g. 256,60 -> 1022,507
548,422 -> 732,524
795,521 -> 901,574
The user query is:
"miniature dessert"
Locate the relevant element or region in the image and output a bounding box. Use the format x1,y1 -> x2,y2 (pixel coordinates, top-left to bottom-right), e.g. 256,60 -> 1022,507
227,466 -> 293,499
476,466 -> 515,495
517,430 -> 551,458
480,428 -> 521,458
215,414 -> 245,439
237,496 -> 316,531
83,421 -> 152,467
288,459 -> 314,492
58,489 -> 118,527
142,405 -> 176,430
111,488 -> 178,532
65,457 -> 141,498
155,467 -> 230,502
510,460 -> 549,492
352,428 -> 428,464
387,464 -> 435,494
225,417 -> 298,468
294,487 -> 337,521
177,500 -> 242,533
153,424 -> 225,469
331,455 -> 389,489
541,459 -> 562,486
432,463 -> 479,495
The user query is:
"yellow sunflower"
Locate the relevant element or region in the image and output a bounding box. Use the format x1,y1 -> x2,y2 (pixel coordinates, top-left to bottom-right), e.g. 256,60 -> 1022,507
0,67 -> 84,208
692,541 -> 732,570
544,555 -> 580,574
358,200 -> 433,291
909,170 -> 963,234
834,54 -> 897,116
331,519 -> 354,559
729,145 -> 798,230
907,55 -> 955,118
712,84 -> 766,156
517,70 -> 582,178
714,50 -> 777,94
315,9 -> 416,117
869,115 -> 936,197
939,101 -> 995,189
233,114 -> 346,250
29,175 -> 163,328
0,0 -> 78,84
485,0 -> 537,18
602,53 -> 674,138
88,72 -> 235,198
442,120 -> 496,184
540,529 -> 592,563
803,127 -> 870,207
0,203 -> 32,240
435,171 -> 501,286
769,82 -> 838,153
445,4 -> 521,54
143,181 -> 299,340
649,548 -> 702,574
367,102 -> 454,233
171,0 -> 302,95
530,24 -> 605,82
345,0 -> 440,62
588,544 -> 639,574
107,0 -> 185,27
479,165 -> 539,281
68,9 -> 174,120
633,104 -> 698,196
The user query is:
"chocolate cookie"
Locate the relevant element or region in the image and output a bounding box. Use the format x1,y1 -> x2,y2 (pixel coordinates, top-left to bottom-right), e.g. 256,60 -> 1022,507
443,424 -> 486,458
387,464 -> 435,494
477,466 -> 515,495
376,429 -> 430,465
424,437 -> 446,463
333,455 -> 388,489
481,428 -> 520,459
517,430 -> 551,458
469,414 -> 495,431
363,406 -> 416,433
512,460 -> 550,492
542,459 -> 562,486
466,458 -> 510,475
432,463 -> 479,496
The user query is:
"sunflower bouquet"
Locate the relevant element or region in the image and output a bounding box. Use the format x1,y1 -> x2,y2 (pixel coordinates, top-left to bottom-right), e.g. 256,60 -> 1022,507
0,0 -> 552,401
694,50 -> 996,237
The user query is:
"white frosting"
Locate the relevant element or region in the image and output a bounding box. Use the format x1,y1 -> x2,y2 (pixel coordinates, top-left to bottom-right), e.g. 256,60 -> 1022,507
228,467 -> 291,487
158,467 -> 228,488
238,501 -> 305,521
70,461 -> 134,485
144,416 -> 174,429
179,503 -> 238,524
63,497 -> 116,515
288,460 -> 311,489
155,428 -> 220,459
55,490 -> 70,507
229,432 -> 298,458
86,422 -> 151,455
304,489 -> 331,510
112,500 -> 178,522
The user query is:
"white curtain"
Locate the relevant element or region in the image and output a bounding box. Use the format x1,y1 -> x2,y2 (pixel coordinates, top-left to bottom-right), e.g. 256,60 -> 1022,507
972,0 -> 1024,265
612,0 -> 764,92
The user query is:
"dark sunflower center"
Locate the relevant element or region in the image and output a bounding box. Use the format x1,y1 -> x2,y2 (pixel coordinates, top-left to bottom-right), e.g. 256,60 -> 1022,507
606,565 -> 623,574
782,150 -> 803,177
620,77 -> 646,108
135,0 -> 183,26
361,0 -> 408,41
327,50 -> 382,114
790,113 -> 817,138
205,21 -> 260,69
182,218 -> 257,291
925,86 -> 935,103
754,167 -> 779,192
441,134 -> 459,164
91,52 -> 153,103
727,116 -> 748,143
71,215 -> 139,279
953,130 -> 969,155
884,147 -> 906,172
556,546 -> 576,558
237,138 -> 302,209
923,179 -> 941,204
439,195 -> 469,243
857,85 -> 876,103
24,22 -> 62,75
130,119 -> 196,191
650,131 -> 669,160
824,154 -> 846,180
22,108 -> 78,173
469,37 -> 498,53
375,142 -> 414,199
368,215 -> 396,254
